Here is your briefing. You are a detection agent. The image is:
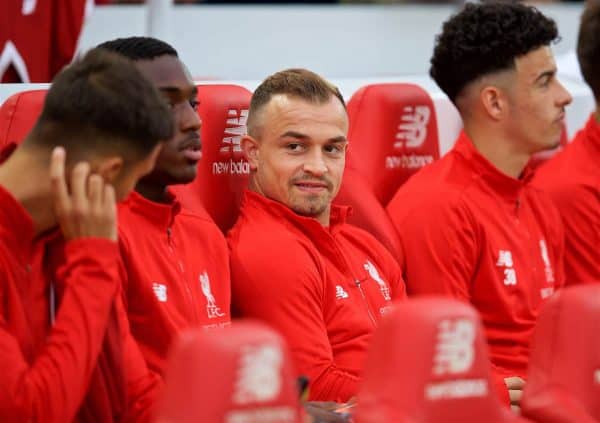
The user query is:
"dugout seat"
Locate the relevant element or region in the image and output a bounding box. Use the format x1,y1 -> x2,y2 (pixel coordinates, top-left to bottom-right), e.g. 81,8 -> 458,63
156,320 -> 305,423
334,83 -> 440,258
170,84 -> 252,233
0,89 -> 47,153
521,284 -> 600,423
355,297 -> 527,423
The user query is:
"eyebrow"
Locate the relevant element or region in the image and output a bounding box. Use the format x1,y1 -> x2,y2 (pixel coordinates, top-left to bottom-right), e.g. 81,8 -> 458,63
280,131 -> 347,143
159,85 -> 198,98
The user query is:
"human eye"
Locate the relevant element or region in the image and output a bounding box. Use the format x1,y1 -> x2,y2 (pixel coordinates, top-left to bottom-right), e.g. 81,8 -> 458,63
286,142 -> 305,153
325,143 -> 344,155
189,99 -> 199,111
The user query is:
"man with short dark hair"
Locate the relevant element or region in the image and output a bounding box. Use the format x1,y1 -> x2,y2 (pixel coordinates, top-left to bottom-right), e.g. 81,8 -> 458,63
386,2 -> 572,409
229,68 -> 406,403
98,37 -> 231,376
0,48 -> 171,421
534,0 -> 600,285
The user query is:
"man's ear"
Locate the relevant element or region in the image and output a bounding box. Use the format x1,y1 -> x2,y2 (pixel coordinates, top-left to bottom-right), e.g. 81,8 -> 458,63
480,85 -> 507,121
95,156 -> 124,184
241,135 -> 259,171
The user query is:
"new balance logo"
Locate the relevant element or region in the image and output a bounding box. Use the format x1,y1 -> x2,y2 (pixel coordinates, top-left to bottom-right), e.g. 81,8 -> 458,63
152,283 -> 167,302
220,109 -> 248,154
232,344 -> 283,405
433,318 -> 475,376
394,105 -> 430,149
335,285 -> 349,299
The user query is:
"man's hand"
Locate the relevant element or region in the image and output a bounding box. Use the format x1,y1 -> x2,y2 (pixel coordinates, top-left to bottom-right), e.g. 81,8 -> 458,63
50,147 -> 117,241
505,376 -> 525,413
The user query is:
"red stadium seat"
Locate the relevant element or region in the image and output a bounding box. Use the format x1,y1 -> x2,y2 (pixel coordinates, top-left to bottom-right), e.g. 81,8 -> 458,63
334,83 -> 441,258
521,284 -> 600,423
355,297 -> 527,423
156,320 -> 305,423
0,89 -> 47,151
170,84 -> 252,233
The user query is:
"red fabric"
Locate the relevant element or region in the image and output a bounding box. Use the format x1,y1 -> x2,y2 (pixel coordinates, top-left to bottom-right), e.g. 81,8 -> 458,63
333,83 -> 441,259
0,90 -> 47,151
157,321 -> 305,423
356,298 -> 525,423
533,114 -> 600,286
170,84 -> 252,234
228,190 -> 406,403
387,132 -> 565,394
521,284 -> 600,422
0,0 -> 88,83
0,184 -> 160,422
118,190 -> 231,375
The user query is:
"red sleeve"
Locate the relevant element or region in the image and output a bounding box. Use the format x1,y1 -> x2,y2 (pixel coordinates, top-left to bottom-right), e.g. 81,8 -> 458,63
393,198 -> 478,301
551,184 -> 599,285
0,238 -> 119,422
231,239 -> 359,402
115,293 -> 162,423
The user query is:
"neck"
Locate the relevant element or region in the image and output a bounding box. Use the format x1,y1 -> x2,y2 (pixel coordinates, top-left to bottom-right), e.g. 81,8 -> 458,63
135,180 -> 169,203
594,106 -> 600,123
0,148 -> 56,235
464,123 -> 530,179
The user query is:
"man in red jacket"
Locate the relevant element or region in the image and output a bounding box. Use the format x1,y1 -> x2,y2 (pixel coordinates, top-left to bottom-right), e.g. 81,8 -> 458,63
98,37 -> 231,375
0,49 -> 171,422
228,68 -> 406,403
534,1 -> 600,285
386,2 -> 572,411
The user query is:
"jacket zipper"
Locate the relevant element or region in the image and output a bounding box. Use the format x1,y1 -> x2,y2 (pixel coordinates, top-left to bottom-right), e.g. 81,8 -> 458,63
330,237 -> 378,328
167,227 -> 200,324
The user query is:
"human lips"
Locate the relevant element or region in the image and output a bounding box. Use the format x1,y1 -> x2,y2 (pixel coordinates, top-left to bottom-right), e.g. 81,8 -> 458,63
293,179 -> 330,193
179,134 -> 202,161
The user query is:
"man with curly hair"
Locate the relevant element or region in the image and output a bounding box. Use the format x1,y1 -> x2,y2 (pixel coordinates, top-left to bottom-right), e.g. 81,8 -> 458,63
534,0 -> 600,286
387,2 -> 572,410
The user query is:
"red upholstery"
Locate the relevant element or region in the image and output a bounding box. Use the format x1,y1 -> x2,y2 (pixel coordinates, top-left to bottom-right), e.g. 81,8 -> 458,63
156,320 -> 304,423
521,284 -> 600,423
355,297 -> 526,423
0,89 -> 47,150
334,83 -> 440,258
171,84 -> 252,233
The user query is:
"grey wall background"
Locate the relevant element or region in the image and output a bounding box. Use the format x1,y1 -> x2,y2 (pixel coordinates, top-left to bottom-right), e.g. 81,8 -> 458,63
78,3 -> 585,80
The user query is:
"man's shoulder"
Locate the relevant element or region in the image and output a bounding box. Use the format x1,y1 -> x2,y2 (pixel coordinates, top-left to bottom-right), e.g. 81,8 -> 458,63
388,151 -> 475,217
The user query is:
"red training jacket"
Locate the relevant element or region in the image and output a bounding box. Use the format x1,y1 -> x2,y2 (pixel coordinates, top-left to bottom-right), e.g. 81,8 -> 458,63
534,114 -> 600,285
0,185 -> 160,422
387,132 -> 565,383
228,190 -> 406,403
118,190 -> 231,375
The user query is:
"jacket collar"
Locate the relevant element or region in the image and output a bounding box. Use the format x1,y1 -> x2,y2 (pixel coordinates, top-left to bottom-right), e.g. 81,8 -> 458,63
0,184 -> 36,258
453,131 -> 534,202
242,190 -> 351,236
121,190 -> 181,229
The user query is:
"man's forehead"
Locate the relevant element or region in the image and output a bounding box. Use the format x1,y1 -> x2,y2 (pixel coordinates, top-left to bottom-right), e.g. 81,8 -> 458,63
134,55 -> 195,90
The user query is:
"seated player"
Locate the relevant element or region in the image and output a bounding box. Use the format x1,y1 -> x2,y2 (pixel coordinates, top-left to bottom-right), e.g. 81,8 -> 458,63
387,2 -> 572,409
98,37 -> 231,375
0,49 -> 171,421
228,68 -> 406,403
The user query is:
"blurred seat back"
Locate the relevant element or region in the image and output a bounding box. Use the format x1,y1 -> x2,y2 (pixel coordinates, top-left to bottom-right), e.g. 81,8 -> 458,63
0,89 -> 47,154
355,297 -> 526,423
334,83 -> 440,258
171,84 -> 251,233
156,320 -> 304,423
521,284 -> 600,423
